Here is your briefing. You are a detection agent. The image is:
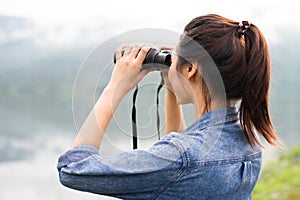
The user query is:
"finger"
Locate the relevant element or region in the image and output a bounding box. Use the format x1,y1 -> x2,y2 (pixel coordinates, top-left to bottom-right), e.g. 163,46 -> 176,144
115,45 -> 124,62
135,46 -> 150,65
130,46 -> 142,59
159,45 -> 174,51
123,46 -> 133,56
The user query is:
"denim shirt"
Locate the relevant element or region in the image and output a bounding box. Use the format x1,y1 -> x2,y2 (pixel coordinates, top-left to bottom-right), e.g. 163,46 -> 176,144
57,107 -> 262,200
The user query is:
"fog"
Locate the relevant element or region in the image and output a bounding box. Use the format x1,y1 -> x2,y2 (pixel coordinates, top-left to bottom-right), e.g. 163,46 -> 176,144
0,0 -> 299,199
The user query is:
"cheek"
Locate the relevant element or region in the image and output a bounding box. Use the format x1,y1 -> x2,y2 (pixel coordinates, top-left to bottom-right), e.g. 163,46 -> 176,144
168,70 -> 184,103
168,68 -> 193,104
168,68 -> 178,90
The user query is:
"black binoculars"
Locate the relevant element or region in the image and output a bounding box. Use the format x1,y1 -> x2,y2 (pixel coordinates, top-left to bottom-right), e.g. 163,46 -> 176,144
113,48 -> 172,70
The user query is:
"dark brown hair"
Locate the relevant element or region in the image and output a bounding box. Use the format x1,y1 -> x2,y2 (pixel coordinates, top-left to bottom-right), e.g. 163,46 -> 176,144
177,14 -> 281,147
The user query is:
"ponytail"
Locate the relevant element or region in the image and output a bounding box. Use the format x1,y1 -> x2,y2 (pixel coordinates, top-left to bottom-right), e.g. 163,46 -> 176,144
239,23 -> 280,147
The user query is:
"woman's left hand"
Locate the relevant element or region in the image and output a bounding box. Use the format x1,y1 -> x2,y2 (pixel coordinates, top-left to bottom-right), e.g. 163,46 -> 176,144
107,45 -> 151,95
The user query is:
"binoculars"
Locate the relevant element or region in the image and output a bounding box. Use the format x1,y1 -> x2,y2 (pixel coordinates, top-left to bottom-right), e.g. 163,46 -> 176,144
113,48 -> 172,70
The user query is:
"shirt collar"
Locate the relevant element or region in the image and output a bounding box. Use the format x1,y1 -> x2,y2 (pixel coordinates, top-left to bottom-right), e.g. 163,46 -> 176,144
183,106 -> 239,133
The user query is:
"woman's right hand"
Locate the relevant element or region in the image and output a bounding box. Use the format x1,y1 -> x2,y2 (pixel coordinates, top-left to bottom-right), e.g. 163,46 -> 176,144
159,46 -> 175,93
160,69 -> 174,93
159,48 -> 186,134
163,68 -> 186,133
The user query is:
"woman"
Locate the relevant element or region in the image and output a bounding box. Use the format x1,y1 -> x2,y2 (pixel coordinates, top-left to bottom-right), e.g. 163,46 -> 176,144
57,14 -> 281,199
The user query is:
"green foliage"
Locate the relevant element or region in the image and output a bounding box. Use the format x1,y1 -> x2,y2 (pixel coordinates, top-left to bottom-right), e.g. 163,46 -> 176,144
253,146 -> 300,200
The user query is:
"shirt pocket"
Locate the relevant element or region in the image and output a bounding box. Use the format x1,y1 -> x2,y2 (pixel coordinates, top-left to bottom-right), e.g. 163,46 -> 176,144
240,159 -> 261,192
241,161 -> 253,186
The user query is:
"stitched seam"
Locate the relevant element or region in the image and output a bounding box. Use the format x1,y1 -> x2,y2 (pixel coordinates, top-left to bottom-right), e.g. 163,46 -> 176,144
210,115 -> 239,126
150,139 -> 188,200
171,138 -> 189,168
199,115 -> 239,131
151,167 -> 187,200
193,151 -> 262,167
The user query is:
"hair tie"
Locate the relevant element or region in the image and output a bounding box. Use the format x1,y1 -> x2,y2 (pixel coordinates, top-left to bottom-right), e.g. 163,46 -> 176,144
238,21 -> 251,35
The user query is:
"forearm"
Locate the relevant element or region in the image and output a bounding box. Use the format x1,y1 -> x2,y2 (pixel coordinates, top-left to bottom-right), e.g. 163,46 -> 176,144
165,88 -> 185,134
70,46 -> 151,149
71,86 -> 124,149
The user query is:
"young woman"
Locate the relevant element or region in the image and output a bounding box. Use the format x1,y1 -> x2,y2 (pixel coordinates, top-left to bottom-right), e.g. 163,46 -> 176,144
57,14 -> 281,199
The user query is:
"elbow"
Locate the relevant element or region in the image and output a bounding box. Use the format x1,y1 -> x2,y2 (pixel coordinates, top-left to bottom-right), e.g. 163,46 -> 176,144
57,162 -> 74,189
58,170 -> 93,193
58,170 -> 75,189
58,169 -> 85,192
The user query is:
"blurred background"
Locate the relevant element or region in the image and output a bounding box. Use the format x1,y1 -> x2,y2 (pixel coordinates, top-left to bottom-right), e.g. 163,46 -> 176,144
0,0 -> 299,199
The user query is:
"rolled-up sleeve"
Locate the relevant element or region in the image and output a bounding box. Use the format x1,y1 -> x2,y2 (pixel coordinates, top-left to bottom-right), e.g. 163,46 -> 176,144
57,135 -> 184,200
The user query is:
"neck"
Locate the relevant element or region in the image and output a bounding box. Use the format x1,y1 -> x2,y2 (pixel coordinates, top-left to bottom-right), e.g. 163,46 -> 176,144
192,94 -> 232,121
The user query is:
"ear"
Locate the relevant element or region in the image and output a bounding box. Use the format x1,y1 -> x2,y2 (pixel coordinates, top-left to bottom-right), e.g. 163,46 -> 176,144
185,63 -> 198,80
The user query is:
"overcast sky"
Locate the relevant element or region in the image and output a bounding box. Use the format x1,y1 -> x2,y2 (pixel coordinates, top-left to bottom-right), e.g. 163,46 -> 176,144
0,0 -> 299,47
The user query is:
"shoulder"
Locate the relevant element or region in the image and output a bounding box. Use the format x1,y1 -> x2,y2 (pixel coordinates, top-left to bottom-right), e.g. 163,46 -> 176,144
164,121 -> 262,166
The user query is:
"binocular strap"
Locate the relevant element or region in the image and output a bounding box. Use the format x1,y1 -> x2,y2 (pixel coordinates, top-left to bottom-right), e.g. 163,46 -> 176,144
132,85 -> 138,149
131,78 -> 164,149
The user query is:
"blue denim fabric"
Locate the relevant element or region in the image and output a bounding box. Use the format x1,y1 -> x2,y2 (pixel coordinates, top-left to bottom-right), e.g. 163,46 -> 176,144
57,107 -> 262,200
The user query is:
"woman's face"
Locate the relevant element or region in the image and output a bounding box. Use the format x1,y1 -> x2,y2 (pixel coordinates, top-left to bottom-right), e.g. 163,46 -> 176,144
168,54 -> 194,104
